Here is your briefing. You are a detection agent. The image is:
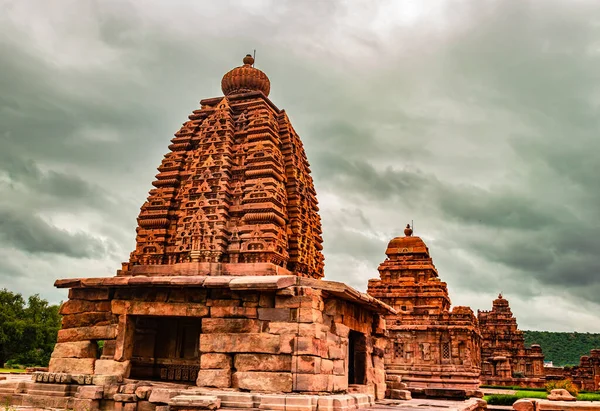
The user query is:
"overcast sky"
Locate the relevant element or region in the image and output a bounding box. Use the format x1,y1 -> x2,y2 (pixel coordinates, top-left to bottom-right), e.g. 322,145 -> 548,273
1,0 -> 600,332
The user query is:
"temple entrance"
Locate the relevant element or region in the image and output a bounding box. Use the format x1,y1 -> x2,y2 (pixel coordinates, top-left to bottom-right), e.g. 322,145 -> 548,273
130,316 -> 201,382
348,330 -> 367,385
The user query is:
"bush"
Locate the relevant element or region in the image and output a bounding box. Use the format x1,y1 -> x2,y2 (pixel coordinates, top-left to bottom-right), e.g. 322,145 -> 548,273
484,395 -> 519,405
545,379 -> 579,396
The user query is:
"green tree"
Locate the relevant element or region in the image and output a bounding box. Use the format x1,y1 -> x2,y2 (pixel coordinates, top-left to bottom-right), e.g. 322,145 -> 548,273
0,289 -> 61,367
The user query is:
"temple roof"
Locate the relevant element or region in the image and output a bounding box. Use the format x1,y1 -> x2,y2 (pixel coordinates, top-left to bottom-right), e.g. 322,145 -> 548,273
221,54 -> 270,97
385,235 -> 430,257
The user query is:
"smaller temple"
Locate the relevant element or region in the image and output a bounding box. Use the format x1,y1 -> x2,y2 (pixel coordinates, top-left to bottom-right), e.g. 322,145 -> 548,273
569,349 -> 600,391
478,294 -> 545,387
367,225 -> 482,398
546,349 -> 600,392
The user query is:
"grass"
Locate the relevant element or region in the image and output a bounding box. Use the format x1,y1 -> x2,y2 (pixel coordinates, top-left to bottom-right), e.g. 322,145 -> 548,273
484,392 -> 600,405
577,393 -> 600,402
0,368 -> 26,373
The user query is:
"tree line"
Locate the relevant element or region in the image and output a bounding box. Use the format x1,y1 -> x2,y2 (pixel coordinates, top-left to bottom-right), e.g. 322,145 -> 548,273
524,330 -> 600,367
0,289 -> 61,367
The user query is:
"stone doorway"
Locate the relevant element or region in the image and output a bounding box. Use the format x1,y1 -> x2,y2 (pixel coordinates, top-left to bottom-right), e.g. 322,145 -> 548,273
348,330 -> 367,385
130,316 -> 201,382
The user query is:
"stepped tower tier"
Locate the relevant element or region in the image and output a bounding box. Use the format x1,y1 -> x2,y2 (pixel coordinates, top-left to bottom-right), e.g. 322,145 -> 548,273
122,56 -> 324,279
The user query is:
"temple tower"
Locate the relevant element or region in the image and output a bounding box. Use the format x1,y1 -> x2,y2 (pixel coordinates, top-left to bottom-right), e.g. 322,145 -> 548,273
123,54 -> 324,279
40,56 -> 392,400
478,294 -> 545,386
367,225 -> 482,398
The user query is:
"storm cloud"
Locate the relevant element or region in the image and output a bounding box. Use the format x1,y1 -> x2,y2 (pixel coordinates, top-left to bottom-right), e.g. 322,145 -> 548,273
1,0 -> 599,331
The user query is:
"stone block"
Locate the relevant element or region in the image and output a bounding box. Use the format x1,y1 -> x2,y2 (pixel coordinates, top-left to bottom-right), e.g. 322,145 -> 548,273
295,337 -> 328,357
124,403 -> 137,411
214,392 -> 257,408
93,374 -> 121,385
156,406 -> 169,411
294,374 -> 329,392
210,306 -> 257,318
321,359 -> 334,374
60,300 -> 111,315
52,341 -> 98,358
234,354 -> 292,372
349,394 -> 370,409
330,395 -> 350,411
284,395 -> 317,411
317,397 -> 334,411
62,312 -> 113,329
114,393 -> 138,402
94,360 -> 131,376
513,399 -> 535,411
293,308 -> 323,323
207,299 -> 242,307
258,308 -> 291,321
201,353 -> 231,369
121,383 -> 137,394
291,356 -> 321,374
71,373 -> 94,384
112,300 -> 209,317
229,276 -> 296,290
375,383 -> 386,400
136,386 -> 153,400
76,385 -> 104,399
201,318 -> 260,333
57,325 -> 117,342
333,360 -> 345,375
200,333 -> 280,353
328,345 -> 345,360
137,400 -> 157,411
148,388 -> 182,404
390,389 -> 411,400
259,395 -> 286,411
548,389 -> 576,401
69,288 -> 110,301
169,395 -> 221,410
259,293 -> 275,307
49,358 -> 95,374
332,375 -> 348,392
196,369 -> 231,388
73,398 -> 100,411
232,372 -> 293,392
279,333 -> 296,354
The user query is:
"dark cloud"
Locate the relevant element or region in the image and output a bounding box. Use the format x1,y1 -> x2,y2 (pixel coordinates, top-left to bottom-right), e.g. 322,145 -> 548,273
1,0 -> 599,331
0,207 -> 107,258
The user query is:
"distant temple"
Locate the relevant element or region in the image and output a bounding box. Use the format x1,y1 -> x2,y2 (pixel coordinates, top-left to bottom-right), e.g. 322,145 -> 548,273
478,294 -> 545,387
367,225 -> 482,397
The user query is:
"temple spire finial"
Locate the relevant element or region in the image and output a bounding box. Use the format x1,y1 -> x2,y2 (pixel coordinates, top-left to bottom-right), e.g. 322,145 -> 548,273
404,223 -> 413,237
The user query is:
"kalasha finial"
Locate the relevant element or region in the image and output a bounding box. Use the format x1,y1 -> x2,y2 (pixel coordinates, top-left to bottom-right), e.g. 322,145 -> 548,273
498,292 -> 503,299
404,223 -> 413,237
221,54 -> 270,97
243,54 -> 254,66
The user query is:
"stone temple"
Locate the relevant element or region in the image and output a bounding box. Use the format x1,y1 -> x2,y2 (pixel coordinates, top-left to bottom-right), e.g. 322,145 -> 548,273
367,225 -> 482,398
0,55 -> 399,411
478,294 -> 545,387
0,55 -> 491,411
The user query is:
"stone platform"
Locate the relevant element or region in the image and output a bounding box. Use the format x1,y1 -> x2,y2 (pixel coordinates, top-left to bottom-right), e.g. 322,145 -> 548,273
0,374 -> 376,411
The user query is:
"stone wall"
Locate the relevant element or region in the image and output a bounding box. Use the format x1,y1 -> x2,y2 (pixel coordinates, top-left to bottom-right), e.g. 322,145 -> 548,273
50,288 -> 117,376
49,280 -> 389,398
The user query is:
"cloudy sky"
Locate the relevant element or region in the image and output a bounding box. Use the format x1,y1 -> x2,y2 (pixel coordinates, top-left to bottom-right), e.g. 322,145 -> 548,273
1,0 -> 600,332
